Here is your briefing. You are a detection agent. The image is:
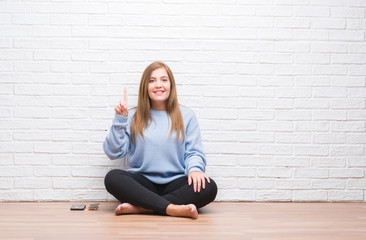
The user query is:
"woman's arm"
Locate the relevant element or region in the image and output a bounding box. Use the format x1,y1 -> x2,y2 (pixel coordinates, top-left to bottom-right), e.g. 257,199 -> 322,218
103,88 -> 130,159
183,110 -> 209,192
103,114 -> 131,160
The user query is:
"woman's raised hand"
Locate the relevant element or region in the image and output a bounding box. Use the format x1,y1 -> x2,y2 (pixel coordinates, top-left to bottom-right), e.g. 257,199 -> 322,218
115,88 -> 128,117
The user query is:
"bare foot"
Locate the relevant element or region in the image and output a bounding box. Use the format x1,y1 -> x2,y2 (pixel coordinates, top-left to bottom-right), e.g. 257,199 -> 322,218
166,204 -> 198,220
114,203 -> 153,215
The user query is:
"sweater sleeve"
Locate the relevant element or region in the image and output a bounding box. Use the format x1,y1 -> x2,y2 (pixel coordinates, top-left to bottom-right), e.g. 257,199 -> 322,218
103,113 -> 131,160
184,113 -> 206,175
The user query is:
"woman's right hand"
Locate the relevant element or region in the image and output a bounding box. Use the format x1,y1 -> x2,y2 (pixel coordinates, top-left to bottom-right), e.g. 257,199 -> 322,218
115,88 -> 128,117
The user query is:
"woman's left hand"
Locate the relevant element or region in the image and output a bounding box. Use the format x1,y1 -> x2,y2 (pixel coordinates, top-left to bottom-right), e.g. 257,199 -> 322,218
188,171 -> 211,193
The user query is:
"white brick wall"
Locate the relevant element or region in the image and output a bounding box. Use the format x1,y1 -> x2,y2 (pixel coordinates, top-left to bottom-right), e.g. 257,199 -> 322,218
0,0 -> 365,202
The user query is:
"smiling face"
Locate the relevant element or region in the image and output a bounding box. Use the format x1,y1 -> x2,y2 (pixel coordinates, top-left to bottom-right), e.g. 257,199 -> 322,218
148,67 -> 171,111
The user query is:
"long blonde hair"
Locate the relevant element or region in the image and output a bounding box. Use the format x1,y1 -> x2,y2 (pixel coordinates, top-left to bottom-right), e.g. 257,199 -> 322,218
131,61 -> 185,143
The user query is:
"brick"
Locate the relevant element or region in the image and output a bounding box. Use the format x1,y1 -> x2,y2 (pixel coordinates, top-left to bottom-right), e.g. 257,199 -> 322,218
201,108 -> 237,120
52,39 -> 88,49
240,132 -> 274,143
313,110 -> 347,121
273,157 -> 309,167
72,190 -> 107,201
2,191 -> 33,201
332,99 -> 365,109
276,110 -> 311,121
258,99 -> 293,109
329,30 -> 364,41
295,168 -> 329,179
276,42 -> 310,53
15,178 -> 51,189
52,178 -> 91,189
347,179 -> 366,190
256,190 -> 292,201
13,132 -> 51,141
0,178 -> 12,190
276,88 -> 312,98
34,143 -> 72,154
275,18 -> 310,28
34,189 -> 72,201
292,190 -> 327,201
0,167 -> 33,177
0,50 -> 33,61
295,99 -> 330,109
257,168 -> 293,178
332,76 -> 365,87
346,134 -> 366,144
294,145 -> 329,156
204,142 -> 257,154
71,167 -> 108,177
330,168 -> 364,178
311,157 -> 346,168
51,62 -> 89,73
331,7 -> 364,18
277,65 -> 313,76
34,50 -> 71,61
312,42 -> 347,53
0,154 -> 13,166
275,133 -> 311,143
14,154 -> 51,166
311,180 -> 345,189
13,14 -> 49,25
239,110 -> 274,120
348,157 -> 366,167
0,38 -> 12,48
313,134 -> 346,144
240,87 -> 275,98
258,144 -> 293,155
348,110 -> 366,120
14,39 -> 51,49
51,14 -> 88,25
294,7 -> 330,17
13,107 -> 52,118
311,19 -> 346,29
276,180 -> 310,190
15,84 -> 52,96
328,191 -> 363,201
331,121 -> 365,132
203,86 -> 239,97
209,167 -> 256,178
237,64 -> 275,75
349,66 -> 366,76
295,53 -> 329,64
217,189 -> 255,201
331,145 -> 365,157
331,54 -> 365,64
0,108 -> 11,118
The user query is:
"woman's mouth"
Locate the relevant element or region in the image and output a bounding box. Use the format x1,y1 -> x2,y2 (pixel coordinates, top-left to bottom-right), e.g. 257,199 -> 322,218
154,90 -> 165,95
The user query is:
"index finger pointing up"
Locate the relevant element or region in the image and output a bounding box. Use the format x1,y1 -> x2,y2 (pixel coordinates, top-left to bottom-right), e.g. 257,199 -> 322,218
123,88 -> 128,105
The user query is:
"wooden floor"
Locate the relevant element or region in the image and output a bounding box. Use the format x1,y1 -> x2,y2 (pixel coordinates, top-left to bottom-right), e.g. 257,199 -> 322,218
0,202 -> 365,240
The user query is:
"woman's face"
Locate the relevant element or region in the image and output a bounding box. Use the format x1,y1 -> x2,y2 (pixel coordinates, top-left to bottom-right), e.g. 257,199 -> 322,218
148,67 -> 171,110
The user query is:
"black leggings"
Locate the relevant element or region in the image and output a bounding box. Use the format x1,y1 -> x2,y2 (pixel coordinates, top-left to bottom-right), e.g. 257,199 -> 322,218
104,169 -> 218,214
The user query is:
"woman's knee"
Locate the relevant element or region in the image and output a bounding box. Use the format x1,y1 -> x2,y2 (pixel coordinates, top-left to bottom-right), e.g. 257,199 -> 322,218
104,169 -> 124,190
206,178 -> 218,201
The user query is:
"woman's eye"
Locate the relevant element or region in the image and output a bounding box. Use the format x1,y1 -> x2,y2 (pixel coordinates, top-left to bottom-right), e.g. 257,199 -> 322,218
149,79 -> 154,83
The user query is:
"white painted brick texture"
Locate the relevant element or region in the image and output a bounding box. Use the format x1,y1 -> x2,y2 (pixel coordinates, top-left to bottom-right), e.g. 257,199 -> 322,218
0,0 -> 365,202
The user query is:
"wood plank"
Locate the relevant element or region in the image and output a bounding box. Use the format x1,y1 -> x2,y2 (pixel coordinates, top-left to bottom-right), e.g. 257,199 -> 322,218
0,202 -> 365,240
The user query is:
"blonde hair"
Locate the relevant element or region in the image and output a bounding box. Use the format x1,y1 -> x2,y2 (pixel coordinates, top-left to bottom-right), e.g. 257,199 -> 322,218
131,61 -> 185,143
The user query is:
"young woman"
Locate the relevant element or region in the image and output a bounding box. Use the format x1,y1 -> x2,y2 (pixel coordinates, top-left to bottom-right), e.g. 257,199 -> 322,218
103,61 -> 217,219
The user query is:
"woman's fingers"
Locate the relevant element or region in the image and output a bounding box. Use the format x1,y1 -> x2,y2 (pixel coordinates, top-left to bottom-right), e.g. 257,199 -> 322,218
115,88 -> 128,117
188,172 -> 211,193
123,88 -> 128,106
